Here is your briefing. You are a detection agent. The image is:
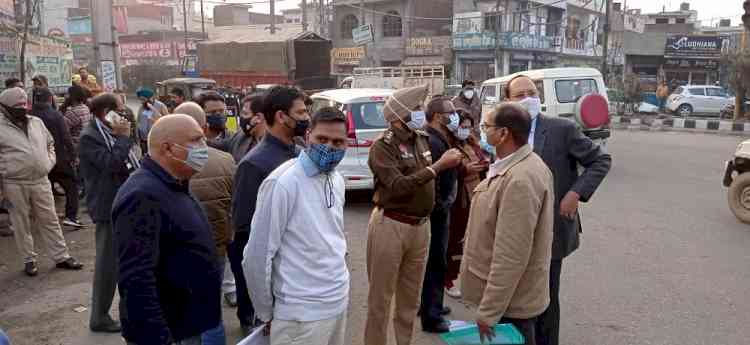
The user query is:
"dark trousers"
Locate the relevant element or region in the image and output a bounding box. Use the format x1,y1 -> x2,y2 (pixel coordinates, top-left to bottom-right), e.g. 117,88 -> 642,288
227,231 -> 255,326
501,316 -> 537,345
90,222 -> 120,327
420,207 -> 450,324
48,164 -> 79,220
536,259 -> 562,345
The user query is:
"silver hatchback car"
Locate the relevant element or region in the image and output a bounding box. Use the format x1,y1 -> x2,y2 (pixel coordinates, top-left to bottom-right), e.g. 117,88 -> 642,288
666,85 -> 733,117
310,88 -> 394,190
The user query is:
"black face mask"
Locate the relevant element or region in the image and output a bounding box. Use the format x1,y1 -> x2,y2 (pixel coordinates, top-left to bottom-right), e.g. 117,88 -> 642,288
284,112 -> 309,137
206,114 -> 227,131
5,106 -> 27,121
239,116 -> 255,135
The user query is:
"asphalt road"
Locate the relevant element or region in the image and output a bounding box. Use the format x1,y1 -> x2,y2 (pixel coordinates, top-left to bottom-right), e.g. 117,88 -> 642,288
1,130 -> 749,345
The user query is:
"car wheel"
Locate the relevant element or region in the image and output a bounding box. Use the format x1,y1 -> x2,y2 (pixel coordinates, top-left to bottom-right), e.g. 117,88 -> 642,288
728,172 -> 750,224
677,104 -> 693,117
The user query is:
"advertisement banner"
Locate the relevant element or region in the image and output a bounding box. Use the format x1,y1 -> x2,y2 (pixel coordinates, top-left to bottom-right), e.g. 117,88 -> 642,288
352,24 -> 374,46
0,35 -> 73,90
664,35 -> 730,58
101,61 -> 117,92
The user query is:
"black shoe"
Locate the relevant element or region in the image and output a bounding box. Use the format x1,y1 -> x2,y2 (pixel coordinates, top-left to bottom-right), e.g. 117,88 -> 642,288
90,320 -> 121,333
422,318 -> 451,334
55,257 -> 84,270
24,262 -> 38,276
440,306 -> 452,316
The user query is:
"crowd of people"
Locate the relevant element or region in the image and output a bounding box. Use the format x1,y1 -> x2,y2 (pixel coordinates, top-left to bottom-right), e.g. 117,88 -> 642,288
0,73 -> 611,345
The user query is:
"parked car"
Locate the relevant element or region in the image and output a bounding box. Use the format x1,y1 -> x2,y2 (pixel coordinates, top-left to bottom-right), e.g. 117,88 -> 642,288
310,88 -> 394,190
480,67 -> 611,145
666,85 -> 733,117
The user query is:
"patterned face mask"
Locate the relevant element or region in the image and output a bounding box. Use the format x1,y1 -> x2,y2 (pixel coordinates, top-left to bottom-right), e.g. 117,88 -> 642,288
306,143 -> 346,173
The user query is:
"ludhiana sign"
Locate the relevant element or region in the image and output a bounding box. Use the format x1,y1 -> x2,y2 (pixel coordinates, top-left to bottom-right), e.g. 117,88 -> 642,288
665,35 -> 730,58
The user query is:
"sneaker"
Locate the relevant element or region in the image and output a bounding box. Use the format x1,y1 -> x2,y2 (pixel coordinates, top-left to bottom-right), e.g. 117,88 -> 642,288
24,261 -> 38,276
446,285 -> 462,298
62,218 -> 84,228
224,292 -> 238,307
55,257 -> 84,270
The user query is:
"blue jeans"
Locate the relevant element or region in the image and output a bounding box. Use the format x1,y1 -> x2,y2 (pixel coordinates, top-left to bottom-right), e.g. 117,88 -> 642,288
0,328 -> 10,345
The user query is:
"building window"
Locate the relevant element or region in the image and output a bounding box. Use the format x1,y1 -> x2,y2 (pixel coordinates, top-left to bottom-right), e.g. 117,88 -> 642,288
484,12 -> 502,32
655,18 -> 668,24
341,14 -> 359,39
382,11 -> 402,37
676,18 -> 686,24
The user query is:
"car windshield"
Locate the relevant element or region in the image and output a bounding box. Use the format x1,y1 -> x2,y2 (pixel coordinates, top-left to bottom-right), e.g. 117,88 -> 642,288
351,101 -> 387,129
555,79 -> 598,103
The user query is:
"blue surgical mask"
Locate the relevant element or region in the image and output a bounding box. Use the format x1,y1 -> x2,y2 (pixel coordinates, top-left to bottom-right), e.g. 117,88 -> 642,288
407,111 -> 426,130
447,112 -> 460,132
306,143 -> 346,173
457,127 -> 471,141
480,131 -> 496,156
174,142 -> 209,173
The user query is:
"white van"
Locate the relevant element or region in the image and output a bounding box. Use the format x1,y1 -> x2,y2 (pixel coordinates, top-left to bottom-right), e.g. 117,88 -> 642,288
479,67 -> 611,143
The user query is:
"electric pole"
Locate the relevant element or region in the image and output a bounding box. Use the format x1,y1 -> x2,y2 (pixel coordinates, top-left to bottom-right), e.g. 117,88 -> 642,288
90,0 -> 121,91
200,0 -> 206,39
494,0 -> 502,77
601,0 -> 611,82
319,0 -> 325,36
270,0 -> 276,34
302,0 -> 308,31
182,0 -> 189,53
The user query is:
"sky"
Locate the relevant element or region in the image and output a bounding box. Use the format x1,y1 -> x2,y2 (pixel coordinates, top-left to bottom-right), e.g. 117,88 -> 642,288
201,0 -> 742,27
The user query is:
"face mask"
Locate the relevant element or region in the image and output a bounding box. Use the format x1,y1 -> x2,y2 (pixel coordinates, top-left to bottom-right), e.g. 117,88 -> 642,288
446,112 -> 460,132
480,131 -> 496,156
206,114 -> 227,131
165,100 -> 177,110
518,96 -> 542,119
463,89 -> 475,99
406,110 -> 426,131
174,142 -> 209,173
239,116 -> 255,134
306,143 -> 346,173
457,127 -> 471,141
286,113 -> 310,137
6,106 -> 27,120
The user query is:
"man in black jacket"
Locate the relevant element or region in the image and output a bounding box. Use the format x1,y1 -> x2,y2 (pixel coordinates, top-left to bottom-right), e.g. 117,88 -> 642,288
229,86 -> 308,335
30,88 -> 81,228
113,114 -> 221,345
420,96 -> 462,333
504,75 -> 612,345
79,93 -> 138,333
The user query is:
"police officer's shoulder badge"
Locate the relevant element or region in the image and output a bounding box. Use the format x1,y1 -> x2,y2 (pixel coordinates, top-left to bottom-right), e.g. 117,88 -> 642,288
414,129 -> 429,137
382,129 -> 395,144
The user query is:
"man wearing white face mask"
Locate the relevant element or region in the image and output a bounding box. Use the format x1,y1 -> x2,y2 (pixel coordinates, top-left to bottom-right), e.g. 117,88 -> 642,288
365,85 -> 463,345
420,96 -> 463,333
113,115 -> 222,345
504,75 -> 611,345
452,80 -> 481,129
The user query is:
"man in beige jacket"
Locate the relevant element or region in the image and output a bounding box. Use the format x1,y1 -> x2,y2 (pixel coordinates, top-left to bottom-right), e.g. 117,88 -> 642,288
460,102 -> 554,345
0,87 -> 83,276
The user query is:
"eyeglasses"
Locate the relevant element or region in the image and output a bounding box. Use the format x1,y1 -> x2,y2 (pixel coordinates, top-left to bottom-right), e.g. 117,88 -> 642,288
479,122 -> 498,131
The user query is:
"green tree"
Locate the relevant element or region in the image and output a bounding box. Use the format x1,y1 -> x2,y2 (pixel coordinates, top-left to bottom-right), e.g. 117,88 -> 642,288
725,48 -> 750,120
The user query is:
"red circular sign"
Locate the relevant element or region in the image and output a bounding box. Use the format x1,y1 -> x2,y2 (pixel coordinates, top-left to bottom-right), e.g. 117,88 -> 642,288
576,93 -> 609,128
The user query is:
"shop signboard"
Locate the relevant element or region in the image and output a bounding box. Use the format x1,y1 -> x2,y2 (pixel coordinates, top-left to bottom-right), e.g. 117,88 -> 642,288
664,35 -> 730,58
663,58 -> 719,70
453,32 -> 496,50
406,36 -> 451,56
352,24 -> 374,46
453,12 -> 483,35
67,16 -> 92,36
331,47 -> 365,66
499,32 -> 556,51
0,35 -> 73,89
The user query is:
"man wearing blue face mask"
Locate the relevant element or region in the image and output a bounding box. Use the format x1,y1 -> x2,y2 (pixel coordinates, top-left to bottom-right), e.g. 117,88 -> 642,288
420,96 -> 463,333
230,85 -> 309,335
243,107 -> 349,345
365,85 -> 463,345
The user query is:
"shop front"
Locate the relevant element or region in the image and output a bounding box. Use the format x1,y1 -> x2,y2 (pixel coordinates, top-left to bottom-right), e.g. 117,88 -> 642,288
662,34 -> 729,86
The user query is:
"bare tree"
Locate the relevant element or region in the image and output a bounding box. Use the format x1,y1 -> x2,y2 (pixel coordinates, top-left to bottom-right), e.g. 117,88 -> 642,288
18,0 -> 40,83
725,48 -> 750,120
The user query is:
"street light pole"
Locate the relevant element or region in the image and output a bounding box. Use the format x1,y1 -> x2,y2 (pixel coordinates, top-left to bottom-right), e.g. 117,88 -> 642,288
182,0 -> 189,53
200,0 -> 206,39
601,0 -> 611,82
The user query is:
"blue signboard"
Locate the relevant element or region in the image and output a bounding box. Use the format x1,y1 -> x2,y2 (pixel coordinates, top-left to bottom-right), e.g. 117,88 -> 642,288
66,17 -> 92,36
453,31 -> 556,52
453,32 -> 497,50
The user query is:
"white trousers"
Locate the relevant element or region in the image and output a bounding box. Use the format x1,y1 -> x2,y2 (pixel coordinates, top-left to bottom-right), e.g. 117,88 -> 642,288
270,312 -> 346,345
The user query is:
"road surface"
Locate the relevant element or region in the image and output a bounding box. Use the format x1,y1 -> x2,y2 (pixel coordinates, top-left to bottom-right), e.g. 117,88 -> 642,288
1,130 -> 749,345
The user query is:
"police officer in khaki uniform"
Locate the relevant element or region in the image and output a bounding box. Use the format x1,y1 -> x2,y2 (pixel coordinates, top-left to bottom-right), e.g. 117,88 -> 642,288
364,85 -> 463,345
